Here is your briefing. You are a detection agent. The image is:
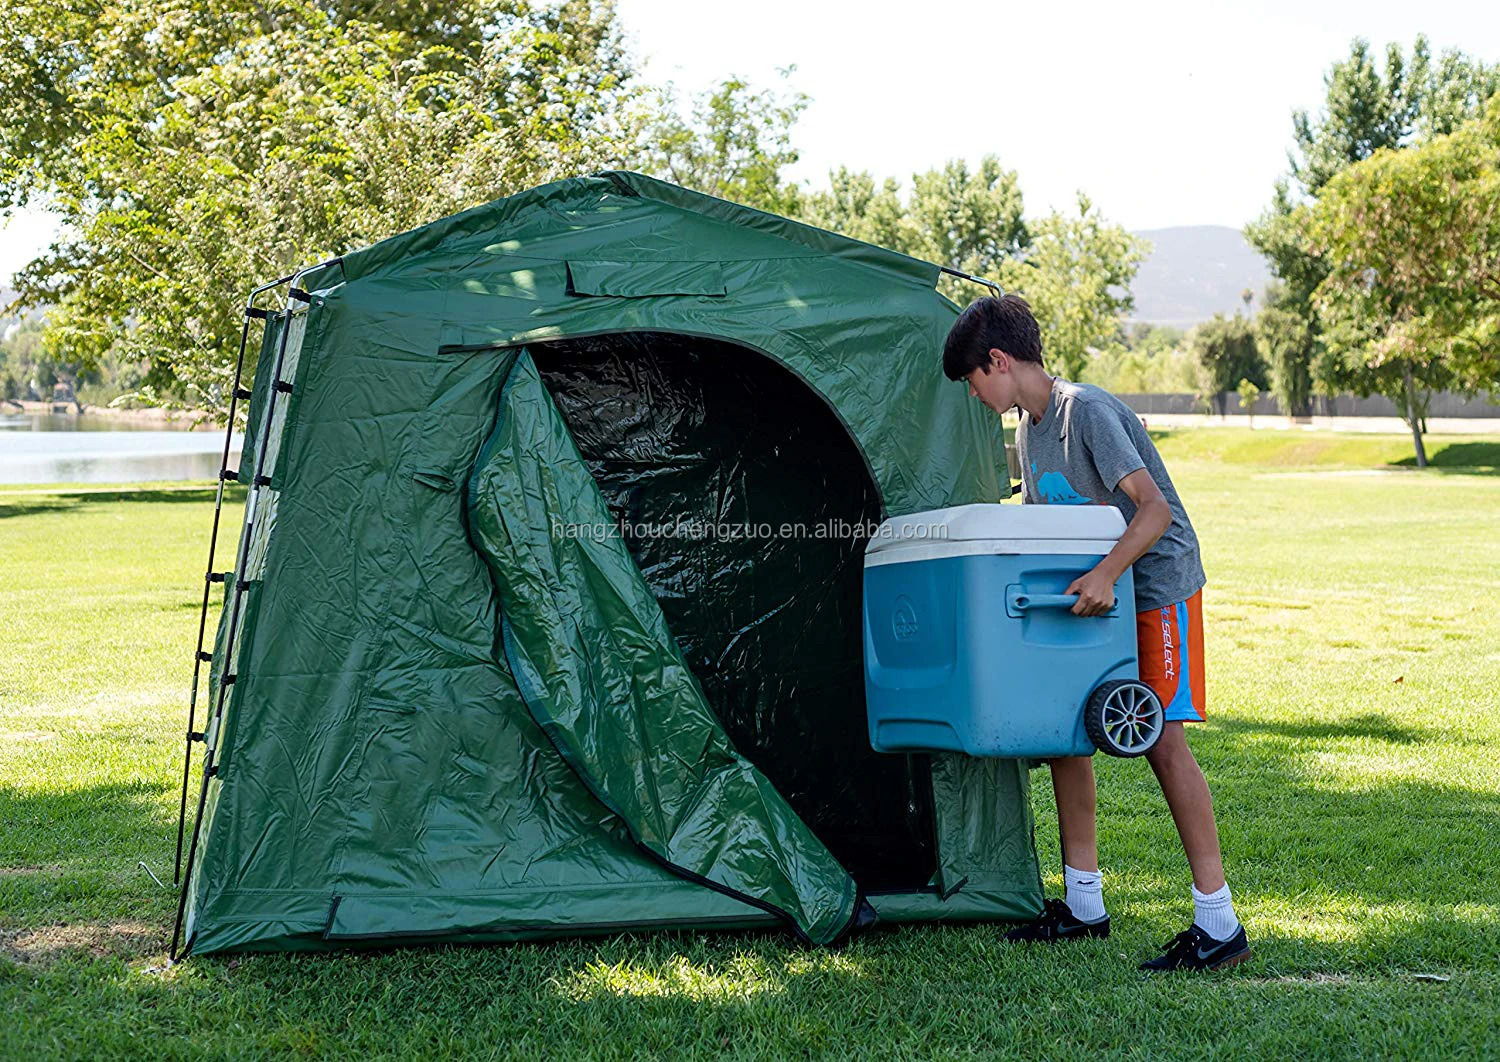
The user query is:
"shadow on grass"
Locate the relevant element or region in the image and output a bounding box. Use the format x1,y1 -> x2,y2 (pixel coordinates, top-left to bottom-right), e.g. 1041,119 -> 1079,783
1093,709 -> 1500,937
1392,441 -> 1500,474
0,485 -> 239,520
1214,711 -> 1422,745
1,779 -> 172,863
5,711 -> 1497,1047
0,779 -> 178,945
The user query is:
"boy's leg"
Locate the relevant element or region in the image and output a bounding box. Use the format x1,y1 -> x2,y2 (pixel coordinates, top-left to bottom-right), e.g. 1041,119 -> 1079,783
1144,723 -> 1224,892
1135,592 -> 1248,967
1005,756 -> 1109,940
1052,755 -> 1107,923
1050,755 -> 1099,872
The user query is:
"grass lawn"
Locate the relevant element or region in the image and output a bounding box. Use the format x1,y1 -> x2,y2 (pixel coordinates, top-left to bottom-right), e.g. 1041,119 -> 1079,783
3,432 -> 1499,1058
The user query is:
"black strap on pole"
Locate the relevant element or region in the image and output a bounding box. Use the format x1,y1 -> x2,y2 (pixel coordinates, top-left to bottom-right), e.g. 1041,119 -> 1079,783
170,752 -> 216,960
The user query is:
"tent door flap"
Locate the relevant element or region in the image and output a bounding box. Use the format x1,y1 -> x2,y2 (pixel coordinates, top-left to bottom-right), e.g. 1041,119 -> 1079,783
465,349 -> 863,946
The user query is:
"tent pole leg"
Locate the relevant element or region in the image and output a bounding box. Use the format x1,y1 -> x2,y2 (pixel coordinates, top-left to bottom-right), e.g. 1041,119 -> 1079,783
171,752 -> 215,961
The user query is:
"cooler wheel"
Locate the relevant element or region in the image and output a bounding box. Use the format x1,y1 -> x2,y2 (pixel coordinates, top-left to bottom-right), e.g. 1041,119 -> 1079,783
1085,679 -> 1164,758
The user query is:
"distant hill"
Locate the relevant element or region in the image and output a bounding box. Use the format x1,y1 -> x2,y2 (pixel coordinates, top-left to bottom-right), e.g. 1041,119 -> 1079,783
1126,225 -> 1272,328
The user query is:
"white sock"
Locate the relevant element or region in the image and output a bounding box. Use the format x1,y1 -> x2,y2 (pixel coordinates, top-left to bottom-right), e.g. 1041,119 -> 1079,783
1192,882 -> 1240,941
1063,865 -> 1107,923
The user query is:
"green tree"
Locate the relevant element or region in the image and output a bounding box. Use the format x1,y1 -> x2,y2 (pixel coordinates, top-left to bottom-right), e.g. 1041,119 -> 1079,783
1245,36 -> 1497,402
801,156 -> 1028,302
804,165 -> 1142,376
0,318 -> 47,399
1255,282 -> 1317,416
640,72 -> 808,215
999,194 -> 1148,380
797,167 -> 911,251
2,1 -> 657,414
1080,342 -> 1149,393
1,0 -> 541,211
905,158 -> 1029,296
1307,97 -> 1500,467
1190,314 -> 1266,415
1236,378 -> 1262,425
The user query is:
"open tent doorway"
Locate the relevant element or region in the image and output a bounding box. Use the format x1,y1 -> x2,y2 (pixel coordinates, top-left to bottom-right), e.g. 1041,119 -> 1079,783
531,332 -> 936,891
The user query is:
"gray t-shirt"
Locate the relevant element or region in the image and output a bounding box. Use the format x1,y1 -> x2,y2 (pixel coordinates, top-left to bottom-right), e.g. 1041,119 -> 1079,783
1016,379 -> 1205,611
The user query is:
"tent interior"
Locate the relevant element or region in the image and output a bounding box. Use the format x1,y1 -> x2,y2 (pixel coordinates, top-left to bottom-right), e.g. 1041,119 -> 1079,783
528,331 -> 937,893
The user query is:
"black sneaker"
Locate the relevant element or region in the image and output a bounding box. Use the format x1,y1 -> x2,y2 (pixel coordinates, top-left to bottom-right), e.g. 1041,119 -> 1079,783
1139,923 -> 1251,972
1005,898 -> 1111,943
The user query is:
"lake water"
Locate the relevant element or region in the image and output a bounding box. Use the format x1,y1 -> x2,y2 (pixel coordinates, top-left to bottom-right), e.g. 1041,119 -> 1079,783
0,412 -> 243,484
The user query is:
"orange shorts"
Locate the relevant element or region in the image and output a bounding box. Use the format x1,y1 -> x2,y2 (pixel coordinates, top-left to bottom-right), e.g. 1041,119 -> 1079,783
1135,590 -> 1206,722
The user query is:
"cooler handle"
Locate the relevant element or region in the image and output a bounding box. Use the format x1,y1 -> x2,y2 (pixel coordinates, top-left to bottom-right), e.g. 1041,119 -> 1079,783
1006,587 -> 1118,617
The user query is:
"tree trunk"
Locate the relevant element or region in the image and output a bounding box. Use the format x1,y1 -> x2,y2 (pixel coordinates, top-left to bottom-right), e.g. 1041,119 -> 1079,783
1402,363 -> 1428,469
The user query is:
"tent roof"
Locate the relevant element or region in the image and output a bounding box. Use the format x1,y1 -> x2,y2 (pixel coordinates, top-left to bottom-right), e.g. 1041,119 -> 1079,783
333,170 -> 945,291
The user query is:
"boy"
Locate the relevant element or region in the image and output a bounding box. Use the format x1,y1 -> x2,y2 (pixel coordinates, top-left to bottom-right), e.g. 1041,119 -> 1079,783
942,294 -> 1250,972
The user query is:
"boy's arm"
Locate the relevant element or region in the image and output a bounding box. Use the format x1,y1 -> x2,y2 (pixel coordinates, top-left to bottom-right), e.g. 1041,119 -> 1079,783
1066,468 -> 1172,616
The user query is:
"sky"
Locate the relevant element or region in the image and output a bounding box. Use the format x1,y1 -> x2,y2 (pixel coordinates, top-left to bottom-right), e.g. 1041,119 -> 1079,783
3,0 -> 1498,286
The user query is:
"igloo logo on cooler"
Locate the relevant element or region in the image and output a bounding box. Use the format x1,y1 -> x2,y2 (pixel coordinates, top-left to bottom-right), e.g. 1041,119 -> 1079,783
892,596 -> 919,641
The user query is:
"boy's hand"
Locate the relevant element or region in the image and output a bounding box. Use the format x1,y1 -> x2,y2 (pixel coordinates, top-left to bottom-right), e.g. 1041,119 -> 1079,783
1066,567 -> 1117,616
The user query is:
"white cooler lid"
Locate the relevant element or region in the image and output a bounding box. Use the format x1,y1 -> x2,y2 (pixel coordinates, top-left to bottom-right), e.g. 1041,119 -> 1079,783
865,503 -> 1125,567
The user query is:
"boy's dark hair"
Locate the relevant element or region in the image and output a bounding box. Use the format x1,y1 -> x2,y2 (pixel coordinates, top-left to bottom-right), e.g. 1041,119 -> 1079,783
942,294 -> 1044,380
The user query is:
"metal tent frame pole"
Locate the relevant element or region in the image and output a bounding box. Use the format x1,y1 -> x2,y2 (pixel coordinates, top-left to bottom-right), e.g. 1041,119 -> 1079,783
173,272 -> 298,887
170,258 -> 336,960
938,266 -> 1004,298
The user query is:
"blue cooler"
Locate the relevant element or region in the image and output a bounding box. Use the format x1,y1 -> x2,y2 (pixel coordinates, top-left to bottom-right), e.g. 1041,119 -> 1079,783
862,504 -> 1164,759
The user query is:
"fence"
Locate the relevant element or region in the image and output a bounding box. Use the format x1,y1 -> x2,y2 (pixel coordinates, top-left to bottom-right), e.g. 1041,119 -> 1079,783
1116,391 -> 1500,419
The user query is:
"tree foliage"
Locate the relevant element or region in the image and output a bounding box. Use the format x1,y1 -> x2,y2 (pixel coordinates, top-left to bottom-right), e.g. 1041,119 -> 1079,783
1190,314 -> 1266,414
1306,96 -> 1500,463
1254,282 -> 1317,416
1,0 -> 552,210
797,168 -> 912,252
801,162 -> 1144,379
800,156 -> 1028,300
4,0 -> 648,413
639,73 -> 807,216
3,2 -> 1145,416
998,194 -> 1147,380
1245,35 -> 1497,418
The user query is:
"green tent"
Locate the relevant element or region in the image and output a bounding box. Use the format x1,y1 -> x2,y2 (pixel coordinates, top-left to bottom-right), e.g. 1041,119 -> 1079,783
174,171 -> 1042,955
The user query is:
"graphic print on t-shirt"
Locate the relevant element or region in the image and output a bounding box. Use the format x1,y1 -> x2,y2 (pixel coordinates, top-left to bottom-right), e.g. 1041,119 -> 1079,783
1031,462 -> 1092,505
